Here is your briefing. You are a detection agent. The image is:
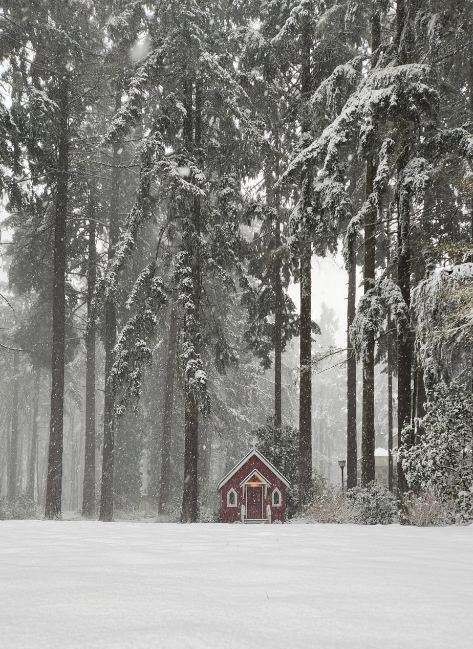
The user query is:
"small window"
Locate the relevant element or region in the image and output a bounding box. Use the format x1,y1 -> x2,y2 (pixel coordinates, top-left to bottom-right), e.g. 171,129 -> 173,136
227,488 -> 238,507
272,488 -> 281,507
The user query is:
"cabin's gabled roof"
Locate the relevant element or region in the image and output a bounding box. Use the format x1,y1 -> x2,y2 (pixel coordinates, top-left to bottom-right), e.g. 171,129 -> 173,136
217,448 -> 290,490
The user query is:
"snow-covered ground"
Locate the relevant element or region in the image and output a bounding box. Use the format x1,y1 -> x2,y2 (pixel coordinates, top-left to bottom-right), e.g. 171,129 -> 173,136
1,521 -> 472,649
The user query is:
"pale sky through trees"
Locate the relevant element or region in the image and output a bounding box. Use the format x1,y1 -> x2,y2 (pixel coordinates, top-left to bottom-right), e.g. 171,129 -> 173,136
290,252 -> 352,347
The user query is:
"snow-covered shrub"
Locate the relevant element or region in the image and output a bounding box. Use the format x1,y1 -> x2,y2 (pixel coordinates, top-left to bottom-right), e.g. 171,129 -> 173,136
404,492 -> 455,526
198,506 -> 219,523
400,379 -> 473,522
0,496 -> 40,520
303,482 -> 397,525
347,483 -> 397,525
304,486 -> 354,523
456,487 -> 473,524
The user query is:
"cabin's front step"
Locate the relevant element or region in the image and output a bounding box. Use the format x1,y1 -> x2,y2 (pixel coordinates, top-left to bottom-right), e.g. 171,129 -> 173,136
245,519 -> 267,524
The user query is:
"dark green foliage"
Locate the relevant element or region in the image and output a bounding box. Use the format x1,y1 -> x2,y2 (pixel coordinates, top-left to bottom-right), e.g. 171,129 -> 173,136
254,417 -> 299,515
0,495 -> 40,520
347,483 -> 397,525
400,379 -> 473,521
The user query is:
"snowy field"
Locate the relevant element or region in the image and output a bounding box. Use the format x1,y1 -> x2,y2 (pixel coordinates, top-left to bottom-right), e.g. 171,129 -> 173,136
1,521 -> 472,649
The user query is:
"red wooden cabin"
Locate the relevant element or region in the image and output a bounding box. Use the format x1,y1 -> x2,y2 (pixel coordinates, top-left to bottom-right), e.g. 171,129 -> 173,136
217,448 -> 290,523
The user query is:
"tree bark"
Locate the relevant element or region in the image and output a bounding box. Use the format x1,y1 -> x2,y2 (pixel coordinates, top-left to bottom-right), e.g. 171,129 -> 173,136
182,391 -> 199,522
386,224 -> 394,493
69,409 -> 79,512
158,305 -> 178,515
7,350 -> 20,500
26,366 -> 40,500
298,9 -> 313,505
274,270 -> 283,431
361,10 -> 381,487
198,418 -> 211,495
82,191 -> 97,518
181,78 -> 202,523
346,230 -> 357,489
416,366 -> 426,420
387,331 -> 394,492
45,68 -> 69,519
395,1 -> 413,496
396,170 -> 412,495
265,150 -> 283,431
395,0 -> 406,53
469,44 -> 473,476
470,51 -> 473,243
99,91 -> 122,523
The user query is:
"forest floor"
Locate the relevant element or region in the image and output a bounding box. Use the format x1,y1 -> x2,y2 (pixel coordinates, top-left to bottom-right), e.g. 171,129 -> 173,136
1,521 -> 472,649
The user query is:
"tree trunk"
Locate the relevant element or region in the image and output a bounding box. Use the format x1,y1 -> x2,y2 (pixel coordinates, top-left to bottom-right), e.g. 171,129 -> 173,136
45,68 -> 69,519
99,91 -> 122,523
395,0 -> 407,56
346,230 -> 357,489
410,356 -> 418,425
273,188 -> 283,433
82,192 -> 97,518
69,409 -> 78,511
470,51 -> 473,243
182,391 -> 199,522
386,221 -> 394,493
415,361 -> 426,420
274,275 -> 283,431
299,241 -> 312,501
395,0 -> 414,496
387,331 -> 394,492
361,10 -> 381,487
396,168 -> 412,495
158,305 -> 178,515
265,149 -> 283,431
469,46 -> 473,476
413,358 -> 426,443
148,358 -> 162,505
181,78 -> 202,523
26,366 -> 40,500
7,350 -> 20,500
198,419 -> 211,496
298,10 -> 313,505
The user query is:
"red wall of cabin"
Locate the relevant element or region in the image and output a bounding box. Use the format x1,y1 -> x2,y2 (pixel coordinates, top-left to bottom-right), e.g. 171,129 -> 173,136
219,454 -> 287,523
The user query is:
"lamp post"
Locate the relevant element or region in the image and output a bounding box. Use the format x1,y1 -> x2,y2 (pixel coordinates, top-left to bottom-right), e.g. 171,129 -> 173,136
338,459 -> 346,491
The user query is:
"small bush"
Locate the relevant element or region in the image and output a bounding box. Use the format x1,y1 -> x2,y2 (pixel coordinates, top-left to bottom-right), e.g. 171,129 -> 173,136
305,486 -> 354,523
455,487 -> 473,524
404,491 -> 455,526
0,495 -> 40,520
347,483 -> 397,525
303,482 -> 397,525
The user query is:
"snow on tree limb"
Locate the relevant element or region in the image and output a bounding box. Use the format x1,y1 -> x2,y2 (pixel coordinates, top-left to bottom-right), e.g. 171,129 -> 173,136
285,63 -> 437,178
110,262 -> 167,416
412,262 -> 473,387
350,276 -> 409,359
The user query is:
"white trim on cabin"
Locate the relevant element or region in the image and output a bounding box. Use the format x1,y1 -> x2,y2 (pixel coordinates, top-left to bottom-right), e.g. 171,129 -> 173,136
239,469 -> 270,488
217,448 -> 290,490
272,487 -> 282,507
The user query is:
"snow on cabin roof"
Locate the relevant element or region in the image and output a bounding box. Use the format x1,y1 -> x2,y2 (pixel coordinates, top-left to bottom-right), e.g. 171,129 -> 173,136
217,448 -> 290,490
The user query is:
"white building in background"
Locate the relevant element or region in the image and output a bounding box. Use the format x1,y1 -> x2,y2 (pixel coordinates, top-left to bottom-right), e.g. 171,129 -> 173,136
375,447 -> 389,485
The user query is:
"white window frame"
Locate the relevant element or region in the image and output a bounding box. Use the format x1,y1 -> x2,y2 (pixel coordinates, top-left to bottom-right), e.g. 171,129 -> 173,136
227,488 -> 238,508
272,488 -> 282,507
